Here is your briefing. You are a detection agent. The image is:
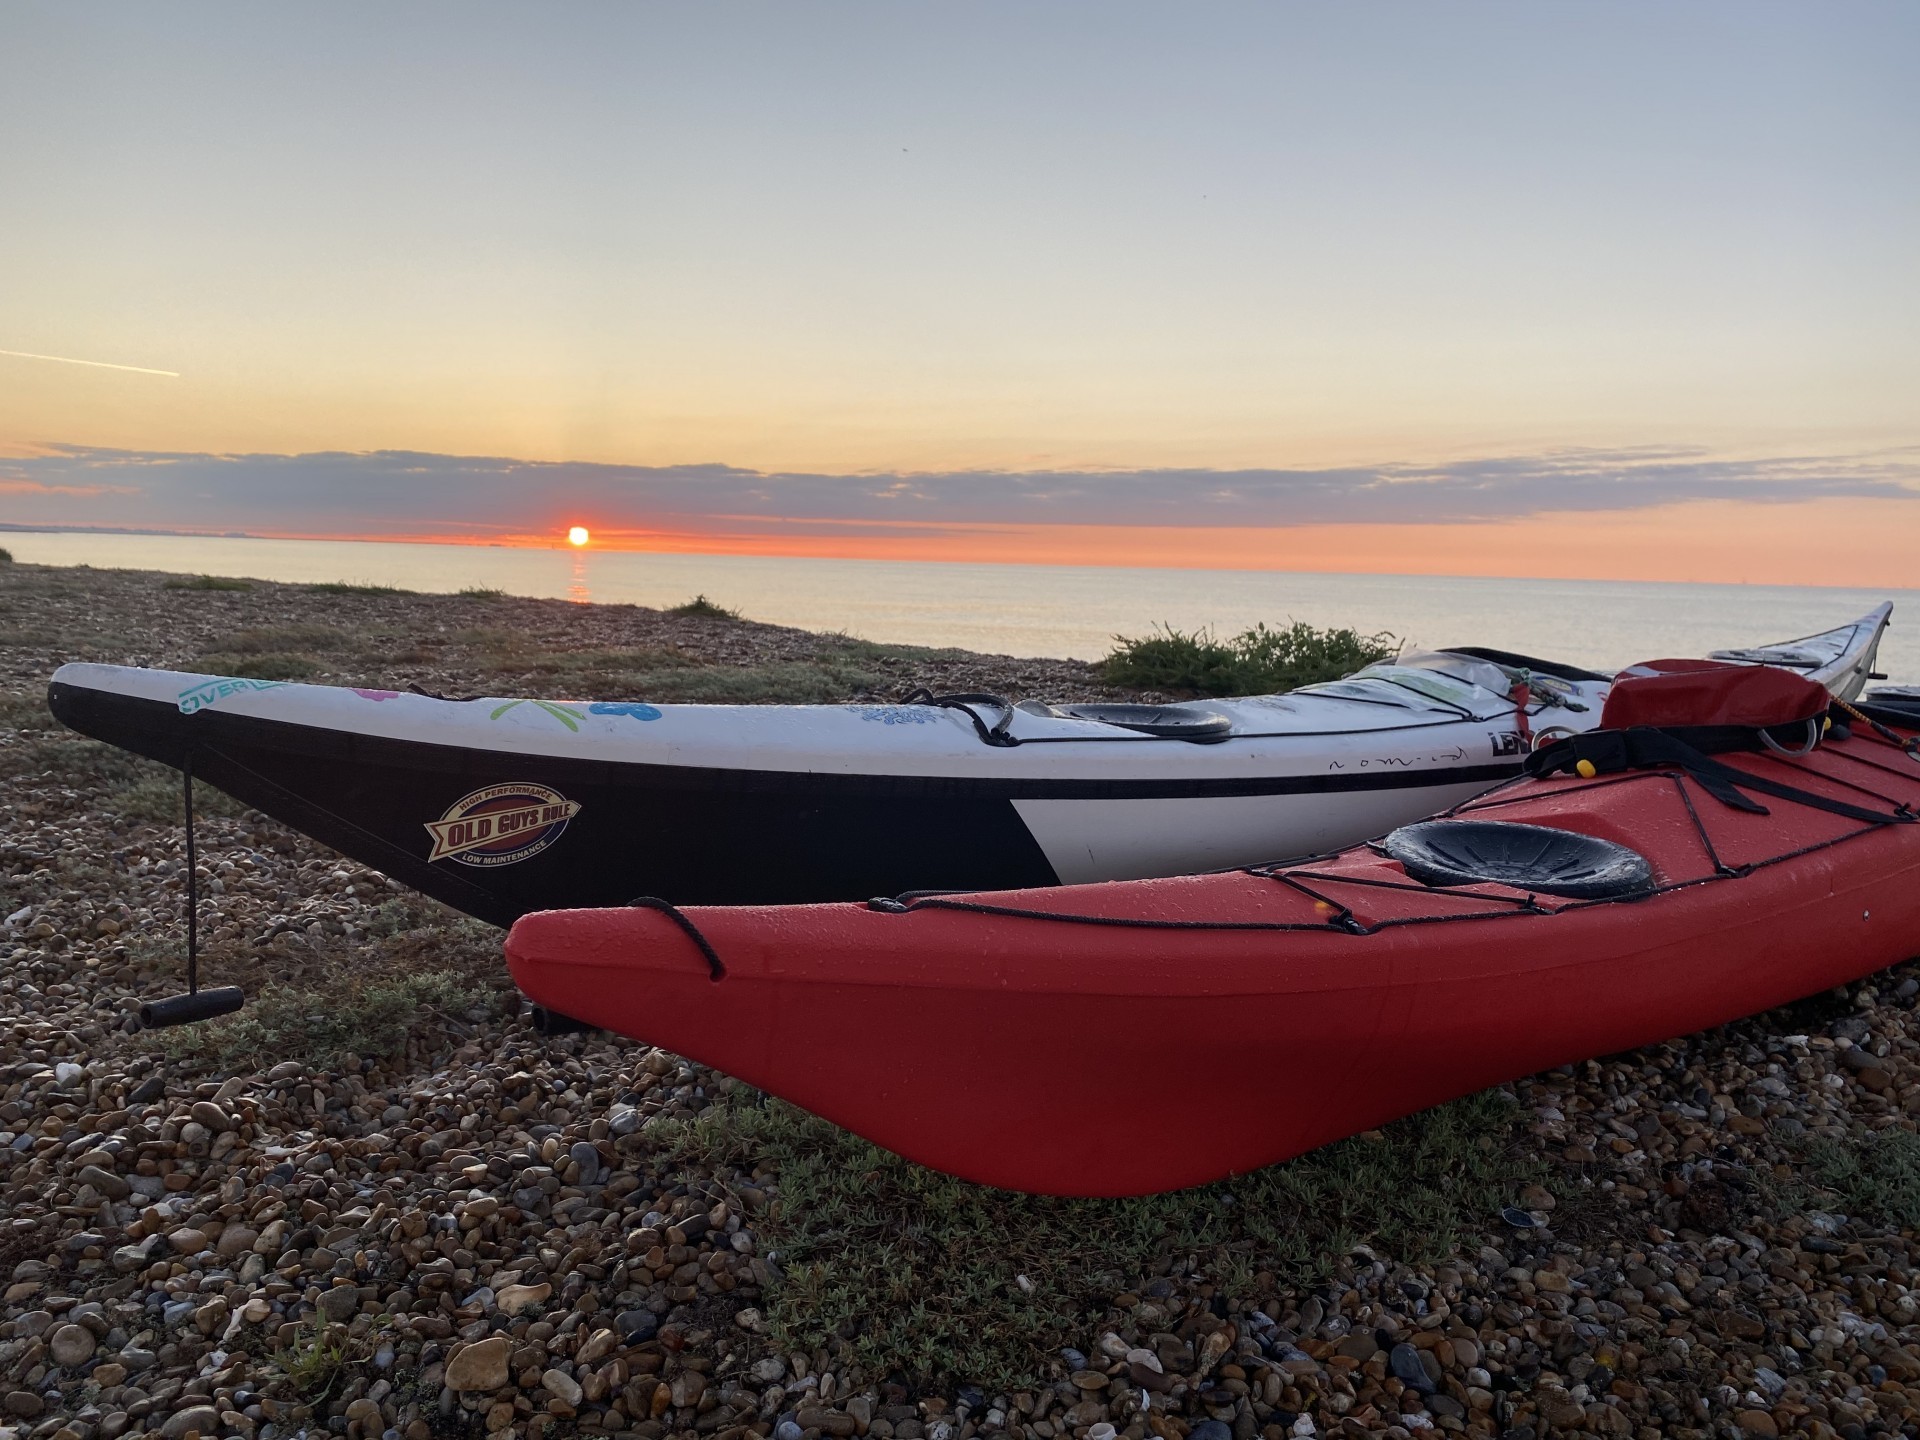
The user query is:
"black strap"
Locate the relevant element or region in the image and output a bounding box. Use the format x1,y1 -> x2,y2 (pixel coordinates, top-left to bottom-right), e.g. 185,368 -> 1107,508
626,895 -> 726,980
1528,726 -> 1910,826
900,689 -> 1020,747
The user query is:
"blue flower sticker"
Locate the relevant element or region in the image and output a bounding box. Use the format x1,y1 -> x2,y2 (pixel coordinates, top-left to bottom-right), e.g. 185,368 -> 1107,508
589,701 -> 663,722
848,705 -> 940,725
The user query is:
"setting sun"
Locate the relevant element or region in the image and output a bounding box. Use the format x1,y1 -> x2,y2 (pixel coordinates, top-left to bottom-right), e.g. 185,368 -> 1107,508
567,526 -> 590,547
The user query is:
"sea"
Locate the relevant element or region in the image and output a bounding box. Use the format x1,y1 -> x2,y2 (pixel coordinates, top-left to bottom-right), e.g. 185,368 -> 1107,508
7,529 -> 1918,685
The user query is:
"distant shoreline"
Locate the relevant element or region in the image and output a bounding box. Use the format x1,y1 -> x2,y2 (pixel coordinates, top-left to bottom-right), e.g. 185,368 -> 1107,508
6,539 -> 1915,684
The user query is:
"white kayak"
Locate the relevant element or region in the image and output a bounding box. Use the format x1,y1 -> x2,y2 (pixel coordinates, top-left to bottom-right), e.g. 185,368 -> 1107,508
46,605 -> 1890,921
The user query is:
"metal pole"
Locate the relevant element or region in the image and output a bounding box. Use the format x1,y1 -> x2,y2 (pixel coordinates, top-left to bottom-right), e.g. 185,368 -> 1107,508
183,753 -> 198,995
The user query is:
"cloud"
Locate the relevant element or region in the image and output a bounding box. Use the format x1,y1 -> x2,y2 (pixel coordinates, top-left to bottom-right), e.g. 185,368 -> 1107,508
2,442 -> 1916,540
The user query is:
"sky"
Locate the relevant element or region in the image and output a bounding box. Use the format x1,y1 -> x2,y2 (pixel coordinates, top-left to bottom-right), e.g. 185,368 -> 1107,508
2,2 -> 1917,584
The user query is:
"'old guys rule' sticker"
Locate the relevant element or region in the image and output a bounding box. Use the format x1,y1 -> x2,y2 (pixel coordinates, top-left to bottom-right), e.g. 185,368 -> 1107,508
425,783 -> 581,867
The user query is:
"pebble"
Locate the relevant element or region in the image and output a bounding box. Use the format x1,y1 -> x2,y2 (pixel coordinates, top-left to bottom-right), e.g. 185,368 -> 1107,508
445,1336 -> 511,1392
318,1285 -> 361,1322
161,1406 -> 220,1440
495,1281 -> 551,1316
48,1323 -> 96,1368
77,1163 -> 130,1201
1389,1342 -> 1436,1395
543,1367 -> 584,1408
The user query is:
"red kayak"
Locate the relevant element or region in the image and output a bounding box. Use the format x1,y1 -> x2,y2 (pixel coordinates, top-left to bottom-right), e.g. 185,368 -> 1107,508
505,668 -> 1920,1196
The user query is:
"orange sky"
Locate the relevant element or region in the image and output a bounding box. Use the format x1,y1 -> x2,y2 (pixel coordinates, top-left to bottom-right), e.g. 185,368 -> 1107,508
278,494 -> 1914,590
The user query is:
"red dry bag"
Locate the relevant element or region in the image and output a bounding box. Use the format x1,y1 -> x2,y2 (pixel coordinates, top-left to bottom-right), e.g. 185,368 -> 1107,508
1600,658 -> 1828,733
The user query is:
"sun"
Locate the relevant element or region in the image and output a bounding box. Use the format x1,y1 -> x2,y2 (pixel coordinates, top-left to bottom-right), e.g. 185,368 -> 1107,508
567,526 -> 590,547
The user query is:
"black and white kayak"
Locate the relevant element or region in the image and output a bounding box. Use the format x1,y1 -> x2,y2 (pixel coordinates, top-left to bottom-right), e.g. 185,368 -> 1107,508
46,605 -> 1890,922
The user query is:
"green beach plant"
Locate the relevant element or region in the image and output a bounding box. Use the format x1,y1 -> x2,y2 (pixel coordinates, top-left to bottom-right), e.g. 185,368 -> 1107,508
667,594 -> 742,620
163,574 -> 253,591
1102,619 -> 1397,696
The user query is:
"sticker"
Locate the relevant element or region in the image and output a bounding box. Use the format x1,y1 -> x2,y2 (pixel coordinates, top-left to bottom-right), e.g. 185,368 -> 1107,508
1490,731 -> 1526,757
177,677 -> 288,714
425,783 -> 582,867
488,698 -> 586,731
354,689 -> 402,702
589,701 -> 662,722
848,705 -> 941,725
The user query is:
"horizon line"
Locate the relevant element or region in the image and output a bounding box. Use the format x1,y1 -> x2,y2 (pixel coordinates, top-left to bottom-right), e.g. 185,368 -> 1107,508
7,521 -> 1918,597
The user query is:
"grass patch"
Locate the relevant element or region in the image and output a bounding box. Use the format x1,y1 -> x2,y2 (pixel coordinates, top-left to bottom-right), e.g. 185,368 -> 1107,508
306,581 -> 411,596
199,652 -> 320,681
667,594 -> 742,620
457,586 -> 507,599
824,635 -> 976,666
1101,621 -> 1398,697
1795,1128 -> 1920,1229
108,769 -> 247,825
655,1087 -> 1534,1386
451,630 -> 701,682
163,574 -> 253,592
0,709 -> 247,820
0,691 -> 57,734
626,659 -> 882,704
158,966 -> 490,1071
0,547 -> 11,563
214,625 -> 351,654
274,1319 -> 349,1398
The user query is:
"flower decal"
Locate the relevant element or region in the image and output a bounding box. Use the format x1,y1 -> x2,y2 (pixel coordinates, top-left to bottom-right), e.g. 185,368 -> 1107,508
849,705 -> 940,725
589,701 -> 663,723
354,689 -> 402,701
488,698 -> 587,732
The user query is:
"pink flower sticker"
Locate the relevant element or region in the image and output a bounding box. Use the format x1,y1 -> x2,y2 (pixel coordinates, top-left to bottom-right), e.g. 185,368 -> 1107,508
354,689 -> 402,701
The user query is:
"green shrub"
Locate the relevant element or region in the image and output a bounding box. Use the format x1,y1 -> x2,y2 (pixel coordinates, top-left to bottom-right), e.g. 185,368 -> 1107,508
163,574 -> 253,592
0,547 -> 12,563
1101,620 -> 1397,696
457,586 -> 507,599
667,594 -> 742,620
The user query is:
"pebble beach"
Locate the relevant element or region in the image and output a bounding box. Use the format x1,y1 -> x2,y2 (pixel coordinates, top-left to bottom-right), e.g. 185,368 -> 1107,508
5,558 -> 1920,1440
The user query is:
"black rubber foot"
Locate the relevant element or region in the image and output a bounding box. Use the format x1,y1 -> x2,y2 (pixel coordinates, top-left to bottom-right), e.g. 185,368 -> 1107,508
530,1005 -> 599,1036
139,986 -> 245,1028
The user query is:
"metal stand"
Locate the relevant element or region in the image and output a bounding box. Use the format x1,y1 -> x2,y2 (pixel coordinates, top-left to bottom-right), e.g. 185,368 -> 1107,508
139,753 -> 245,1028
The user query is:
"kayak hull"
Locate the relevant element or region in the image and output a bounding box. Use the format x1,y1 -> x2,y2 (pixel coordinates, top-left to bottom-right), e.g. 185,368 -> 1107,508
505,722 -> 1920,1195
44,664 -> 1566,919
44,605 -> 1890,919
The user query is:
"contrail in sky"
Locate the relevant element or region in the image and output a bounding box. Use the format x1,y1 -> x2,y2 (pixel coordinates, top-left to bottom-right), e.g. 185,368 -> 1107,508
0,348 -> 180,377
